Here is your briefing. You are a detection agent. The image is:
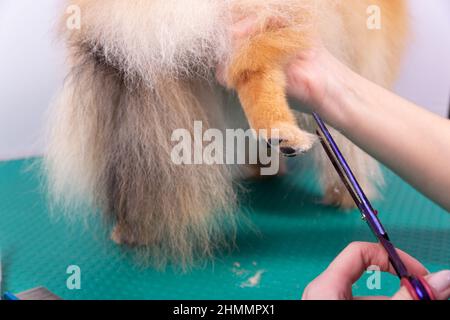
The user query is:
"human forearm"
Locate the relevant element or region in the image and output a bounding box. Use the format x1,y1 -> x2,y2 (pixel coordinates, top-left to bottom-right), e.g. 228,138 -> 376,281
319,60 -> 450,211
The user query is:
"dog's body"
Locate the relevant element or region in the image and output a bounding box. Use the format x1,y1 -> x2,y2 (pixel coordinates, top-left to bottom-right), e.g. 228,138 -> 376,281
46,0 -> 408,267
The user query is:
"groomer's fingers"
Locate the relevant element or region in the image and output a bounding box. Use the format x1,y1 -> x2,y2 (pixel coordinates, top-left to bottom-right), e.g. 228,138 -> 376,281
229,15 -> 289,43
302,242 -> 428,300
326,242 -> 429,287
216,16 -> 258,87
392,270 -> 450,300
390,286 -> 413,300
229,15 -> 258,41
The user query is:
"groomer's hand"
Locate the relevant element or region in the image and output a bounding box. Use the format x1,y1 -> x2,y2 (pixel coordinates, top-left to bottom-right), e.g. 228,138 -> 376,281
217,17 -> 340,114
221,17 -> 450,211
302,242 -> 450,300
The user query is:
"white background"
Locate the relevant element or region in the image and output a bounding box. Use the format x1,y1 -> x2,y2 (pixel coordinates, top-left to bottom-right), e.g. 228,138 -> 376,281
0,0 -> 449,161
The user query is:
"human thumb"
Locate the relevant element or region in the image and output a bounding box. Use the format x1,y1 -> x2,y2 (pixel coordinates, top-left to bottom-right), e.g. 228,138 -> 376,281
392,270 -> 450,300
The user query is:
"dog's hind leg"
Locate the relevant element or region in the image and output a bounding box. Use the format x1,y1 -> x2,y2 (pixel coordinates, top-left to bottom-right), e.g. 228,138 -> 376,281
46,43 -> 236,269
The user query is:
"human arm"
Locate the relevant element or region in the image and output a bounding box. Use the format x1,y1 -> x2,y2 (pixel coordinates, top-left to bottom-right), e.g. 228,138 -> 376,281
286,46 -> 450,211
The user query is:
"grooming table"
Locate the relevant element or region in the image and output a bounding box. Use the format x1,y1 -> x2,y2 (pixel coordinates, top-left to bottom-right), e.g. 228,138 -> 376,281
0,158 -> 448,300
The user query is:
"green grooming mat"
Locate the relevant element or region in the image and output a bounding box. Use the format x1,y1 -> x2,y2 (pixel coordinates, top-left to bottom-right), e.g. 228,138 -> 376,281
0,157 -> 448,300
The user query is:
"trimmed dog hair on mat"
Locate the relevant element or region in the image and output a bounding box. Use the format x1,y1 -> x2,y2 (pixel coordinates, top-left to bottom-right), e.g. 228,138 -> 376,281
44,0 -> 408,269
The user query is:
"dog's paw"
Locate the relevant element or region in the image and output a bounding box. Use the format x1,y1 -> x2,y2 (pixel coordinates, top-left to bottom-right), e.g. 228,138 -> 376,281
111,225 -> 138,246
322,185 -> 355,209
266,122 -> 316,157
111,225 -> 124,245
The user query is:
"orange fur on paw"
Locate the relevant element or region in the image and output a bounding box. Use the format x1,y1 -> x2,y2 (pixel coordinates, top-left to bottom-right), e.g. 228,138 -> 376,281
267,122 -> 315,156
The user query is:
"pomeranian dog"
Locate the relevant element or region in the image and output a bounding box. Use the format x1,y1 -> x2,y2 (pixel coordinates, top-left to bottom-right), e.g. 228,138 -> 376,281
46,0 -> 408,268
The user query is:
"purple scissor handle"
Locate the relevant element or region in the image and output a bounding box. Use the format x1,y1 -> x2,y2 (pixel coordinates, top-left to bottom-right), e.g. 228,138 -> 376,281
312,112 -> 435,300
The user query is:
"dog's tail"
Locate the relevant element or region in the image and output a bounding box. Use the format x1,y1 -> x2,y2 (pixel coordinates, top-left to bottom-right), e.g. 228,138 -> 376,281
44,42 -> 236,269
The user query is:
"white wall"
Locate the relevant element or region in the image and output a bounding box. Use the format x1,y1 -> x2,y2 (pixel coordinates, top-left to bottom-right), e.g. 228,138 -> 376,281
0,0 -> 449,160
0,0 -> 65,160
395,0 -> 450,116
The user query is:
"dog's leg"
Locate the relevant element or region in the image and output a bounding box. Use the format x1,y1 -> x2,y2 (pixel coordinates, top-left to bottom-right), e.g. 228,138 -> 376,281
227,28 -> 315,157
46,43 -> 236,269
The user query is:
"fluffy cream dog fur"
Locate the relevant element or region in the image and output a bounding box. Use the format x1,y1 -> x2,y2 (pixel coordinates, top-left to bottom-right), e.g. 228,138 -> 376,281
46,0 -> 408,268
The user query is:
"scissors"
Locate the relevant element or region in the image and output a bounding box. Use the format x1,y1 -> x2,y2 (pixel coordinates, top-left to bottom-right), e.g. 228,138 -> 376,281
312,112 -> 435,300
